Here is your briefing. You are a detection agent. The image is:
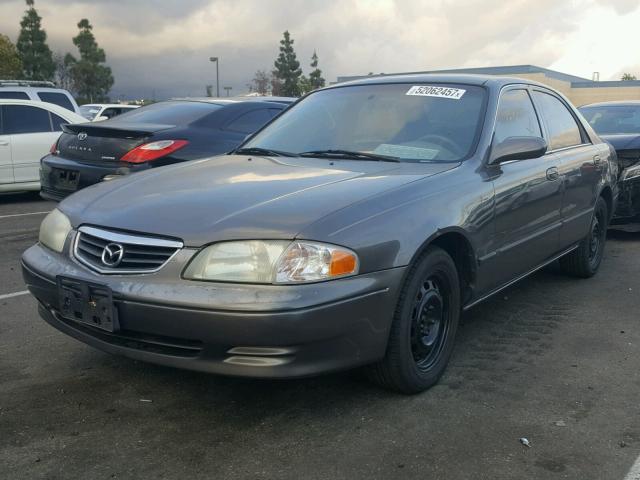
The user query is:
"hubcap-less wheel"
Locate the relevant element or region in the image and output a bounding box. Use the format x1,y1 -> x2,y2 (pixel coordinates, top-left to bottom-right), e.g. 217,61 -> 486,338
588,212 -> 605,267
410,276 -> 450,370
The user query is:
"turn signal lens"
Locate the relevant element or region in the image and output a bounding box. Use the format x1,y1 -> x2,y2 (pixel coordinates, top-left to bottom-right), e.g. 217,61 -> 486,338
275,242 -> 359,284
49,139 -> 58,155
121,139 -> 188,164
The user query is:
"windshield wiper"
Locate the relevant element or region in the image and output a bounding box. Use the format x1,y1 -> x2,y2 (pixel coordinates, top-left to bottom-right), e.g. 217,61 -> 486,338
298,149 -> 400,162
233,147 -> 297,157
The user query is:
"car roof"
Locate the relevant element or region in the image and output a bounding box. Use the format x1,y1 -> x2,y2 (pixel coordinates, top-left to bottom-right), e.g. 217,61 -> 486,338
81,103 -> 139,108
0,98 -> 86,122
579,100 -> 640,108
171,96 -> 295,105
0,85 -> 73,93
330,73 -> 550,90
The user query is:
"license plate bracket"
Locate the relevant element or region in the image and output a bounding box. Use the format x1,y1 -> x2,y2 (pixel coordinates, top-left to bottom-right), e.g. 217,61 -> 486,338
57,277 -> 119,332
52,168 -> 80,191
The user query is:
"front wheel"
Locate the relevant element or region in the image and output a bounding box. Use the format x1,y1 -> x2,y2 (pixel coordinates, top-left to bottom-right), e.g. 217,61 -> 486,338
559,196 -> 608,278
366,246 -> 461,394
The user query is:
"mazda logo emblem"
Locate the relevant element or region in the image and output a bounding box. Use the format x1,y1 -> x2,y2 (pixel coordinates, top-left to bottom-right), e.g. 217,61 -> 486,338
101,243 -> 124,267
77,132 -> 88,141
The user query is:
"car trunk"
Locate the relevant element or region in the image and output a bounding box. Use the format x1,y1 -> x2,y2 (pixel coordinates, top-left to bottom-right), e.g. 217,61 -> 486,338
57,123 -> 173,165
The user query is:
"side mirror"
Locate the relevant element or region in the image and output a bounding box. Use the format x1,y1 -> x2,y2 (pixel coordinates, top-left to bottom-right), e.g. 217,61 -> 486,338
94,115 -> 108,122
489,136 -> 548,164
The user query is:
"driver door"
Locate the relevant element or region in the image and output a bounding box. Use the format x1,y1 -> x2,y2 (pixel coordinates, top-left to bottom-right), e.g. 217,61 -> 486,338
486,87 -> 564,290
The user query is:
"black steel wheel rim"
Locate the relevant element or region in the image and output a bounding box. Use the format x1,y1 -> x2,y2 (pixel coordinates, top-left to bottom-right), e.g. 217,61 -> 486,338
588,211 -> 604,266
410,274 -> 450,370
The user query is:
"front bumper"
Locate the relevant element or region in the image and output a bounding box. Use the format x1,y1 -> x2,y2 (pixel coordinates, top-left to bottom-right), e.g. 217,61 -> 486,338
22,242 -> 404,378
612,174 -> 640,224
39,154 -> 148,201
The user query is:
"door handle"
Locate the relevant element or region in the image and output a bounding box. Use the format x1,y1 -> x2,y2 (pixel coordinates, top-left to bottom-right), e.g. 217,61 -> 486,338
593,155 -> 602,166
546,166 -> 559,181
0,141 -> 9,146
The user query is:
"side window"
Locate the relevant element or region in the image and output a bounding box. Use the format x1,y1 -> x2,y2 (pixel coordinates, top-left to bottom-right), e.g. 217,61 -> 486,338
101,108 -> 117,119
3,105 -> 52,134
0,91 -> 30,100
226,109 -> 273,134
37,92 -> 75,112
494,89 -> 541,145
532,91 -> 582,150
51,113 -> 68,131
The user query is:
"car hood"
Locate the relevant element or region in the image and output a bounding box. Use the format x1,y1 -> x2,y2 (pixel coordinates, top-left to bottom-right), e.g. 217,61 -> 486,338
59,154 -> 457,246
600,134 -> 640,151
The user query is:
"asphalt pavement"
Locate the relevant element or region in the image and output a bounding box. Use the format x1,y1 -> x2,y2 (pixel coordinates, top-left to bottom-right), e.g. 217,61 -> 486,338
1,192 -> 639,480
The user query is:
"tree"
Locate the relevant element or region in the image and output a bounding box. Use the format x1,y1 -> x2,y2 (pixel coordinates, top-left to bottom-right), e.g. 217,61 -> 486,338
0,34 -> 23,78
16,0 -> 55,80
298,74 -> 312,95
248,70 -> 271,95
621,73 -> 637,81
67,19 -> 114,103
273,31 -> 302,97
308,50 -> 325,90
53,52 -> 75,90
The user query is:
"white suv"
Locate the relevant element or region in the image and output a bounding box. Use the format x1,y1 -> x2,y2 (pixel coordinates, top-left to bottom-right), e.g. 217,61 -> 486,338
79,103 -> 139,121
0,80 -> 80,114
0,99 -> 85,193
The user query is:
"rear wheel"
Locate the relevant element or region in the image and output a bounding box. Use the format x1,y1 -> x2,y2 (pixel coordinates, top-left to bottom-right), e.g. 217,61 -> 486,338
560,196 -> 608,278
366,246 -> 460,394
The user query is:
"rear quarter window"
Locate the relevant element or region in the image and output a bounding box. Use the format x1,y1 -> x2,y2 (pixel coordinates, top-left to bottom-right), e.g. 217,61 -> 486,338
225,109 -> 273,134
37,92 -> 75,112
0,91 -> 30,100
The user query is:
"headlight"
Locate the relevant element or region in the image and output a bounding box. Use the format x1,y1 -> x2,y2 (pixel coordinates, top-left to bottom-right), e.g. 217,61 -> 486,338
621,164 -> 640,181
183,240 -> 359,284
39,209 -> 72,253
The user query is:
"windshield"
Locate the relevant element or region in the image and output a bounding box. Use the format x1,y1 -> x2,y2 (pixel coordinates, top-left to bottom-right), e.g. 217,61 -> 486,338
112,101 -> 222,125
580,105 -> 640,135
80,105 -> 100,120
243,83 -> 486,162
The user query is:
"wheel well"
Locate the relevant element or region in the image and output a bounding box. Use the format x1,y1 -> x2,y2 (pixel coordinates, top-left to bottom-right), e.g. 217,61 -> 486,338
600,186 -> 613,223
429,232 -> 476,305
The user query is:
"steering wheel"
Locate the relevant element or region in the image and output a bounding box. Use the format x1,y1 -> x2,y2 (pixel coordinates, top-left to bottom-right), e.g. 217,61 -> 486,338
416,134 -> 464,157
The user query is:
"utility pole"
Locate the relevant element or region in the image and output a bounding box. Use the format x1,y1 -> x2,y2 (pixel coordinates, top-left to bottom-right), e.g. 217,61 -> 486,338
209,57 -> 219,97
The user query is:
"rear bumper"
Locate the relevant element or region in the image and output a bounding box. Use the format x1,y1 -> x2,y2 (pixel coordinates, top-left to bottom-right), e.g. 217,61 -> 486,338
22,243 -> 404,378
39,154 -> 148,201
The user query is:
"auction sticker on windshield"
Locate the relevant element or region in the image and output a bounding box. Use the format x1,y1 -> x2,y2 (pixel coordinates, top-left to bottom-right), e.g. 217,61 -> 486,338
406,85 -> 466,99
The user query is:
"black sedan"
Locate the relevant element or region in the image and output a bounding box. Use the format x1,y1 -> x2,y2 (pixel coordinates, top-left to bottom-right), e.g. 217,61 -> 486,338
40,97 -> 294,201
579,101 -> 640,223
24,75 -> 617,393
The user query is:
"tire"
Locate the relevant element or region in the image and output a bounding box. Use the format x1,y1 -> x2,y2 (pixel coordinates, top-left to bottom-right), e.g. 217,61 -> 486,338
559,196 -> 608,278
366,246 -> 461,394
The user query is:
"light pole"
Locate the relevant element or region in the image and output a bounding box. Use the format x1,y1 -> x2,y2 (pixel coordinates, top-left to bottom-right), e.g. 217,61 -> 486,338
209,56 -> 219,97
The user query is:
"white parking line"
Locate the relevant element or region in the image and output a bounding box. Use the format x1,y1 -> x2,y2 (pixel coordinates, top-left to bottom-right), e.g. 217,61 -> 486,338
0,290 -> 30,301
624,455 -> 640,480
0,211 -> 50,219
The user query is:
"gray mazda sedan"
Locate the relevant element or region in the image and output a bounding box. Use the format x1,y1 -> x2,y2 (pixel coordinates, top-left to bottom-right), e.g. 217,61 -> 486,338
23,74 -> 618,393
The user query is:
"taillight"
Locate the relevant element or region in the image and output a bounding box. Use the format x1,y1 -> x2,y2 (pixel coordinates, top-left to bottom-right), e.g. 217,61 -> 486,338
121,140 -> 189,164
49,139 -> 58,155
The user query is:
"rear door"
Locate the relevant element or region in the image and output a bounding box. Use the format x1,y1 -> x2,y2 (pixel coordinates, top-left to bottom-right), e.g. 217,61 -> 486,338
0,108 -> 13,185
3,104 -> 61,183
531,89 -> 600,246
488,87 -> 564,288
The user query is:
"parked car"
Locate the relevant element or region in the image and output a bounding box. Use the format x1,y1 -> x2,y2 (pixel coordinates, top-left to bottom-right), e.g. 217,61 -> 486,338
0,99 -> 85,193
579,101 -> 640,223
23,75 -> 617,393
0,80 -> 80,113
79,103 -> 140,122
39,96 -> 294,200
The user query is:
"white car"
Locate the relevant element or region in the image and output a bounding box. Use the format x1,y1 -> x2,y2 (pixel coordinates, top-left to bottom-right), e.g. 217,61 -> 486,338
79,103 -> 139,121
0,99 -> 86,193
0,80 -> 80,114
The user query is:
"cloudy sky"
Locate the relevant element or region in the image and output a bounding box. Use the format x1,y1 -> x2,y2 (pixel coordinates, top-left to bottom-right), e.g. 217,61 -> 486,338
1,0 -> 639,100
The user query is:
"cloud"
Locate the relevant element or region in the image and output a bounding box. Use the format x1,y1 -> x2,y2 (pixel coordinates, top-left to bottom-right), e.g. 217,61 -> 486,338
0,0 -> 637,99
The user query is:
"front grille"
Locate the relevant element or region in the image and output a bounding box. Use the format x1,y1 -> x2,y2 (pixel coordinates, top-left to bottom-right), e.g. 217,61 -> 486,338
74,226 -> 183,274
